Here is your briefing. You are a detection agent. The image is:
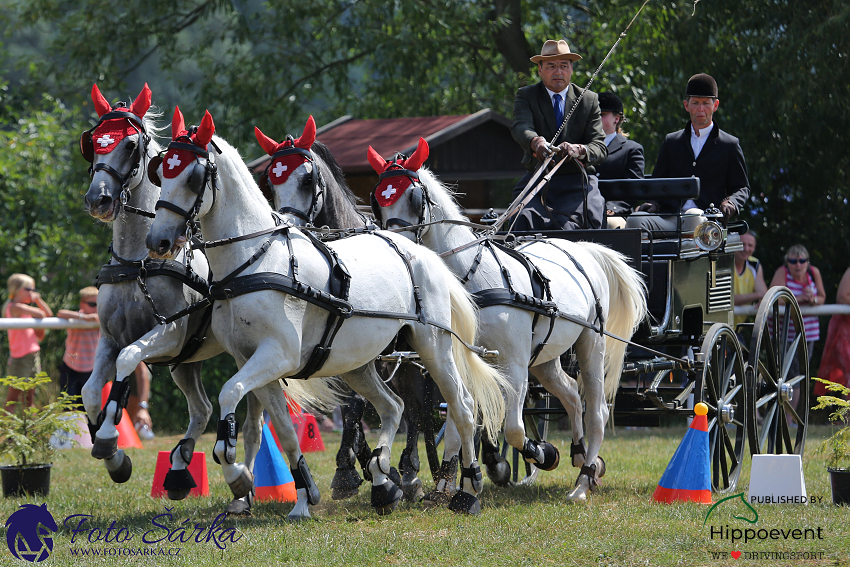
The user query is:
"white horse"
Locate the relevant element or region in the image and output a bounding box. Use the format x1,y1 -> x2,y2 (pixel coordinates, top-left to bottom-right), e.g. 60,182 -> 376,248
370,140 -> 648,501
144,107 -> 510,515
81,85 -> 334,520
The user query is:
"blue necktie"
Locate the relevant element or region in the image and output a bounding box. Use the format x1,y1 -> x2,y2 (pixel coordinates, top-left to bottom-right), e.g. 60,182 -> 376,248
553,94 -> 564,128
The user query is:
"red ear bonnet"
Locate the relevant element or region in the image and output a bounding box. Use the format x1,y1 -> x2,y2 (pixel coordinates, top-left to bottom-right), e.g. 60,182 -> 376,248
163,107 -> 214,179
259,116 -> 317,186
89,83 -> 151,155
370,138 -> 429,207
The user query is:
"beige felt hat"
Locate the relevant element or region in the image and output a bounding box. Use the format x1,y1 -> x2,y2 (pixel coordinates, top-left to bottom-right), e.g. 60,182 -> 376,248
530,39 -> 582,63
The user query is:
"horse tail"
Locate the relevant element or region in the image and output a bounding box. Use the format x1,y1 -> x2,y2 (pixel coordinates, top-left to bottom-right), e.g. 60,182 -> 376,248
446,274 -> 511,441
279,376 -> 345,414
575,242 -> 648,403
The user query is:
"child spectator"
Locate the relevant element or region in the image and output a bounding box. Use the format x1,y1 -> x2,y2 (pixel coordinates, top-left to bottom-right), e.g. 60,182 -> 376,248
4,273 -> 53,408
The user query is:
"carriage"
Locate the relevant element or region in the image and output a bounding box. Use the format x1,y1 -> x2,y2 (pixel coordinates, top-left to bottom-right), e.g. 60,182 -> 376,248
440,175 -> 810,495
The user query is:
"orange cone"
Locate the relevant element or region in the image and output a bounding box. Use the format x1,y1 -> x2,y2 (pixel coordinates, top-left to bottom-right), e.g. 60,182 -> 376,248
652,402 -> 712,504
100,382 -> 142,449
150,451 -> 209,498
291,412 -> 325,452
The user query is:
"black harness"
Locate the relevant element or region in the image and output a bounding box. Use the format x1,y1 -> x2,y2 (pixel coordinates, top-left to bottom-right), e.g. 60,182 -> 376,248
95,248 -> 215,367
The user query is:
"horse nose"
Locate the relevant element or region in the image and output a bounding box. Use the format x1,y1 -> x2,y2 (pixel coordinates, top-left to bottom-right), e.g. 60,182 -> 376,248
87,193 -> 112,212
146,233 -> 172,256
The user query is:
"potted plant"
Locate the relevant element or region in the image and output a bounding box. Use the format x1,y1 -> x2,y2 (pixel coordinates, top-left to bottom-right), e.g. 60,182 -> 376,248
0,372 -> 84,497
812,377 -> 850,505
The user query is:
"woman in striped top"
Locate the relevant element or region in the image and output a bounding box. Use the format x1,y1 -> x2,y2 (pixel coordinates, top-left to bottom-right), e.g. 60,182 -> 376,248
769,244 -> 826,422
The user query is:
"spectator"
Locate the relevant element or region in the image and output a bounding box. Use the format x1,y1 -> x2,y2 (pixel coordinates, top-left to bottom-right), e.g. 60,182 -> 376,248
769,244 -> 825,420
56,287 -> 100,403
4,273 -> 53,408
816,267 -> 850,397
733,231 -> 767,329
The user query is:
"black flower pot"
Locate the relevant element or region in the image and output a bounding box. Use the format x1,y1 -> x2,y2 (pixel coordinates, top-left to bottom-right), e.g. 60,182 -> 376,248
1,464 -> 52,498
828,467 -> 850,506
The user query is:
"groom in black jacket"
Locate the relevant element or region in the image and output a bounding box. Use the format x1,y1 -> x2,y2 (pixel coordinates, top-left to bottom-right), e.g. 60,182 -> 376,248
510,39 -> 608,230
626,73 -> 750,231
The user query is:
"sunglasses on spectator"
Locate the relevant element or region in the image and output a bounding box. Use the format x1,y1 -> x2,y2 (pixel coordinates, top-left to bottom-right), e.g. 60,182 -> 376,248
23,287 -> 35,292
85,302 -> 98,308
787,258 -> 808,265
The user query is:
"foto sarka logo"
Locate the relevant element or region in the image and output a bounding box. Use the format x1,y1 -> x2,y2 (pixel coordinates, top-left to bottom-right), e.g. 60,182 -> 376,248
5,504 -> 58,563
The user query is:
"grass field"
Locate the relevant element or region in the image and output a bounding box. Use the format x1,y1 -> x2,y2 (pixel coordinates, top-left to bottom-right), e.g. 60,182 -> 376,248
1,425 -> 848,566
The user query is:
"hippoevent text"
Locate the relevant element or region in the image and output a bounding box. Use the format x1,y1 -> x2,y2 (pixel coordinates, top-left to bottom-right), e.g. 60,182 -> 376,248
709,525 -> 824,544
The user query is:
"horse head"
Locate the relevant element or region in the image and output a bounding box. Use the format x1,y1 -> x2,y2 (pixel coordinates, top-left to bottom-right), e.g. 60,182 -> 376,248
82,83 -> 156,221
254,116 -> 323,225
367,137 -> 429,239
146,106 -> 216,258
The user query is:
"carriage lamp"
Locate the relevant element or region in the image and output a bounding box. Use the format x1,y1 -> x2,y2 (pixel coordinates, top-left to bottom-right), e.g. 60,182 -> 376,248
693,220 -> 724,251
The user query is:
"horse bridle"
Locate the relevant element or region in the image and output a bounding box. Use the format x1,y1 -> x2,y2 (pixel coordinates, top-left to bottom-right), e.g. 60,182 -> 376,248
79,106 -> 153,216
260,139 -> 326,225
371,154 -> 428,242
148,132 -> 218,237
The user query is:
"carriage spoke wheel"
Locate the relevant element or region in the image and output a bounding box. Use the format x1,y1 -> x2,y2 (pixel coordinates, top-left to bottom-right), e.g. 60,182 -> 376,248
747,286 -> 809,456
698,323 -> 747,494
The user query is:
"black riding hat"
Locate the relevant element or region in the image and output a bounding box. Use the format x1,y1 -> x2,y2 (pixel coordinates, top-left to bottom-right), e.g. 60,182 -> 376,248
598,92 -> 624,115
686,73 -> 718,98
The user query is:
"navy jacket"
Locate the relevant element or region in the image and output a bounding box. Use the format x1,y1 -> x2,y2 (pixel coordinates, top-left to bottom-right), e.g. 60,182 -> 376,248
652,121 -> 750,213
595,134 -> 645,180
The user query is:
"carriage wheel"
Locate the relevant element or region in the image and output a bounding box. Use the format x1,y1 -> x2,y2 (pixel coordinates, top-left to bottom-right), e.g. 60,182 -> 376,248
698,323 -> 748,494
747,286 -> 809,456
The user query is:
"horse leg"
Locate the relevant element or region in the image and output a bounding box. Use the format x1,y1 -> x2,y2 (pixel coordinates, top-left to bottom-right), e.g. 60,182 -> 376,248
254,382 -> 320,522
162,361 -> 212,500
81,337 -> 132,483
415,333 -> 483,515
214,342 -> 297,499
530,358 -> 587,468
222,392 -> 264,516
565,330 -> 608,503
422,411 -> 460,506
330,391 -> 368,500
340,363 -> 404,515
394,364 -> 425,501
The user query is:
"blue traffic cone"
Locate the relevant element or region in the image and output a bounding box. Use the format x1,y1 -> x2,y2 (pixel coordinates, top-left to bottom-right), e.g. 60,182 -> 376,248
254,423 -> 297,502
653,402 -> 712,504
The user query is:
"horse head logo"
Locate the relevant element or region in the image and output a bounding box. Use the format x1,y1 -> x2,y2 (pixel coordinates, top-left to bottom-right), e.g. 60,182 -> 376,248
5,503 -> 58,562
703,492 -> 759,526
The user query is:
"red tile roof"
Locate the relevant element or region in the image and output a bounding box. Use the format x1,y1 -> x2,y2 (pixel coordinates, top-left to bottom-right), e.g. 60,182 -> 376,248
316,115 -> 470,173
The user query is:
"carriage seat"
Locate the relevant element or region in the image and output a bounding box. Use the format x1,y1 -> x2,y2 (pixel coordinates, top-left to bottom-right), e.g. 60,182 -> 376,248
599,177 -> 700,236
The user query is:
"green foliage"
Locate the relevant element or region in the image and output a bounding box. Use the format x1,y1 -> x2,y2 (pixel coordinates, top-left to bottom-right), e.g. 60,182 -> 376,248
812,377 -> 850,469
0,372 -> 85,466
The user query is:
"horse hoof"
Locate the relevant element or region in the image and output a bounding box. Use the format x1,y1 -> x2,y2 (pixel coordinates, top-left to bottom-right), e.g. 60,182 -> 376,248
422,488 -> 453,508
371,481 -> 402,515
330,466 -> 363,501
401,476 -> 424,502
596,456 -> 606,478
485,458 -> 511,487
225,494 -> 253,517
536,442 -> 560,471
91,436 -> 118,460
106,452 -> 132,483
448,491 -> 481,515
163,469 -> 197,500
227,468 -> 254,499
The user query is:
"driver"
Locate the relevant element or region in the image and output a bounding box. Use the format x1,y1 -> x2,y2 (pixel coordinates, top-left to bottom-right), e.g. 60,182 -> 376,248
510,39 -> 608,230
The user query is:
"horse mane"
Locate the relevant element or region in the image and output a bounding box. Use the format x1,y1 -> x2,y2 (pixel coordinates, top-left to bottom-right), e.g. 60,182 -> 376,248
417,168 -> 468,223
213,134 -> 273,213
310,140 -> 365,228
